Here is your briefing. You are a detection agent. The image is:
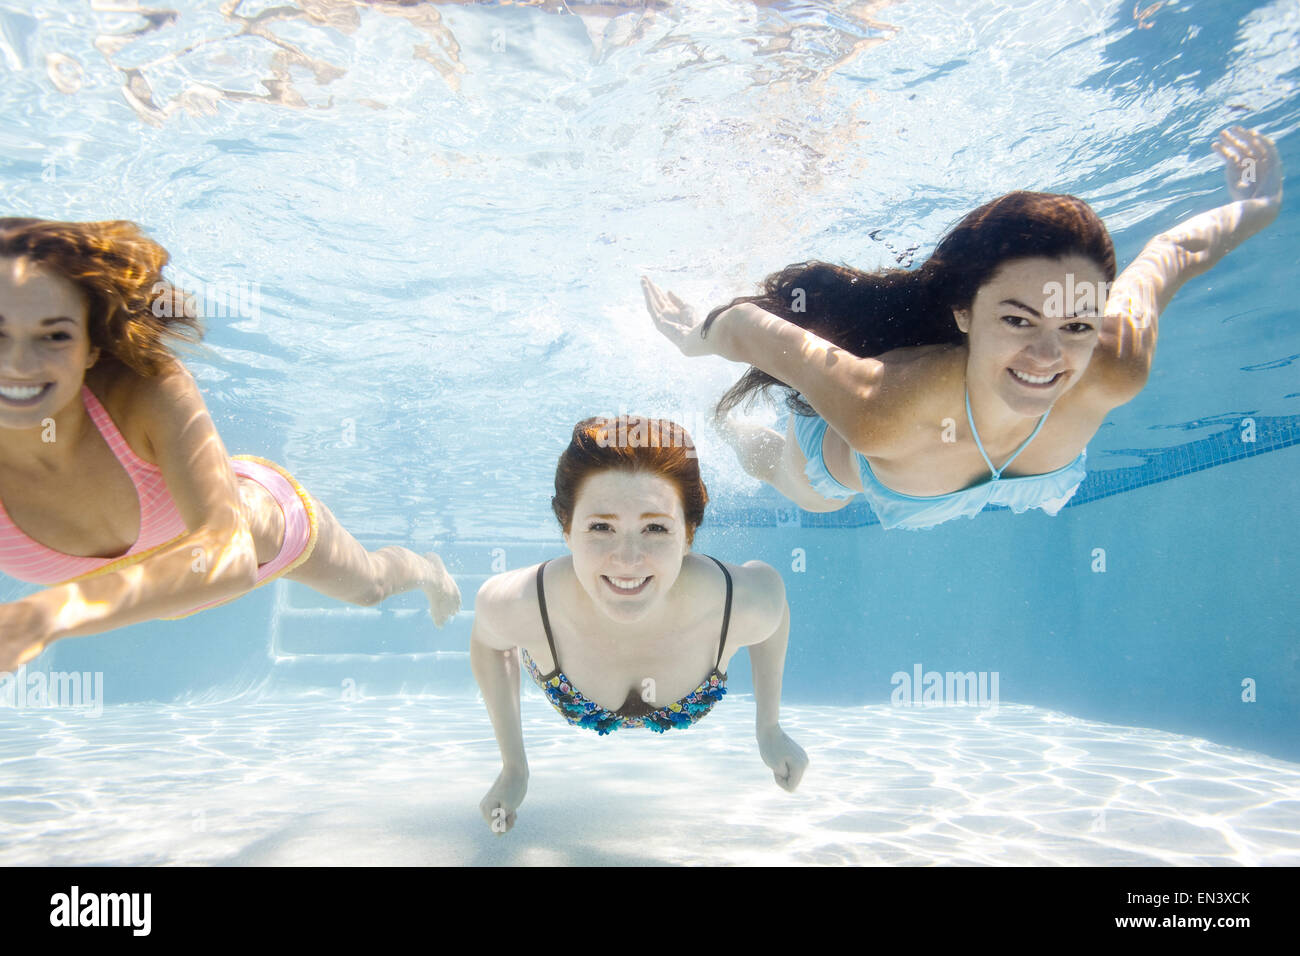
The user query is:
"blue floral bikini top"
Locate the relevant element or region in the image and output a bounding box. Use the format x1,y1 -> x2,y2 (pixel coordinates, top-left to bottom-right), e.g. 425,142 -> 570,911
520,556 -> 732,735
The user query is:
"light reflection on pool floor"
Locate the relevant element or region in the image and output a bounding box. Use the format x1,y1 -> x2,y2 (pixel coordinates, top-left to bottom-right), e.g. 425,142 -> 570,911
1,697 -> 1297,866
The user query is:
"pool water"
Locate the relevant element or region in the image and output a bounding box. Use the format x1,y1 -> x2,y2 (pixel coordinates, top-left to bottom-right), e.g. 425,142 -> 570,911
1,0 -> 1298,865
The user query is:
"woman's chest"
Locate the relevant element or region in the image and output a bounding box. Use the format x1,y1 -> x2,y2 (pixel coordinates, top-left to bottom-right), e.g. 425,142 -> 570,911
0,434 -> 143,558
835,412 -> 1093,497
530,609 -> 724,713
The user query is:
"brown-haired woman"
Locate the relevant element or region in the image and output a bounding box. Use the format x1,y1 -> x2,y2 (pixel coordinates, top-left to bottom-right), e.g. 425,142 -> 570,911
471,416 -> 806,834
0,218 -> 460,671
644,127 -> 1283,530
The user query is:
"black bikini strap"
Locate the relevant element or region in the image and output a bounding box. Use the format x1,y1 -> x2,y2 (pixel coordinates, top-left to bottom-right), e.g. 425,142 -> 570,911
707,555 -> 733,669
535,560 -> 560,673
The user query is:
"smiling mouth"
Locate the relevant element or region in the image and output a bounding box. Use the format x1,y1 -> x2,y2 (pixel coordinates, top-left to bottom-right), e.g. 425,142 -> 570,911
0,383 -> 52,406
602,575 -> 651,595
1008,368 -> 1063,388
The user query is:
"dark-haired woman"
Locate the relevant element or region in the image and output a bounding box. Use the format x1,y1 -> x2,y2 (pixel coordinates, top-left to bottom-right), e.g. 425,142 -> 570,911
471,416 -> 807,834
644,127 -> 1283,529
0,219 -> 460,671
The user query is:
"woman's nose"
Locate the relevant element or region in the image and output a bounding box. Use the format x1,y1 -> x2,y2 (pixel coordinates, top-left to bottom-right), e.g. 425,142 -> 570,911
0,340 -> 40,376
614,536 -> 643,567
1025,329 -> 1063,364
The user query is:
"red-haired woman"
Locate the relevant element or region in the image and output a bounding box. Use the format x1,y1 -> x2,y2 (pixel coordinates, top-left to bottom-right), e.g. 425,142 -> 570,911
644,127 -> 1283,530
0,219 -> 460,671
471,416 -> 807,834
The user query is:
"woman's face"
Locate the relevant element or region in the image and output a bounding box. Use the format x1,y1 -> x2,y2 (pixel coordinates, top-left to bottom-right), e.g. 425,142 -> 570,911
954,254 -> 1106,417
0,256 -> 98,431
563,468 -> 690,624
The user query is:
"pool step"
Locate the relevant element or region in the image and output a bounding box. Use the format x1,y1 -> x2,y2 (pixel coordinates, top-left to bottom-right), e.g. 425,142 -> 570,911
258,651 -> 481,699
266,540 -> 564,660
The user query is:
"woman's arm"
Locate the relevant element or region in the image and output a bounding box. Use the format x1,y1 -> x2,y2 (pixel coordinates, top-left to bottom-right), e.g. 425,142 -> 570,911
0,365 -> 259,670
737,562 -> 808,792
470,578 -> 529,834
746,571 -> 789,735
642,277 -> 909,454
1084,126 -> 1284,408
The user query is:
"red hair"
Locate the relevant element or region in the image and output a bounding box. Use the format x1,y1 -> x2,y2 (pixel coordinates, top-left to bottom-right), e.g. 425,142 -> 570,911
551,416 -> 709,545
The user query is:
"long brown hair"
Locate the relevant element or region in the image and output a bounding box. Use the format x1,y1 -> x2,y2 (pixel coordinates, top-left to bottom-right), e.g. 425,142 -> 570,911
552,416 -> 709,545
0,218 -> 201,376
701,191 -> 1116,416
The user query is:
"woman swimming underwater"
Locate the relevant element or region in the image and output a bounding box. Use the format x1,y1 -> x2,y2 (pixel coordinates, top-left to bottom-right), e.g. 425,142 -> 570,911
643,127 -> 1283,530
0,218 -> 461,671
471,416 -> 807,834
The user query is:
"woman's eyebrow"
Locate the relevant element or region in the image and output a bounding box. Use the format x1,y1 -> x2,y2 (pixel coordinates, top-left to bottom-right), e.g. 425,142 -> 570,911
999,298 -> 1040,317
0,315 -> 78,325
588,512 -> 673,520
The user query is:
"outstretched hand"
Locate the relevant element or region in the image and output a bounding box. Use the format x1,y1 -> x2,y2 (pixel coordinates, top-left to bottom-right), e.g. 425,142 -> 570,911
640,276 -> 716,358
1213,126 -> 1283,204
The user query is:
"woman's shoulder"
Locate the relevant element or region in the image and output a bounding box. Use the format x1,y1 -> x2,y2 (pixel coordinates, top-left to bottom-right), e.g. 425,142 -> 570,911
86,357 -> 200,412
850,343 -> 966,454
690,554 -> 785,643
476,558 -> 567,636
876,341 -> 965,386
85,359 -> 198,461
693,553 -> 777,586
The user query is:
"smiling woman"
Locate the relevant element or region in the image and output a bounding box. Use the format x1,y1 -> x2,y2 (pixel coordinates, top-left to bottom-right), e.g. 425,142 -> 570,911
0,218 -> 462,671
643,126 -> 1285,530
470,415 -> 807,834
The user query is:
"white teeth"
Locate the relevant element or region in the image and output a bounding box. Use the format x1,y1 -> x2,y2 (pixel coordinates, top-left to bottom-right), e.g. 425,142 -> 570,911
608,576 -> 648,590
0,385 -> 45,400
1011,369 -> 1057,385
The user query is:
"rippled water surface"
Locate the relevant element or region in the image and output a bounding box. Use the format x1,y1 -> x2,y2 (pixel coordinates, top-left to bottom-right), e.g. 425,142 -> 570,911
3,0 -> 1297,537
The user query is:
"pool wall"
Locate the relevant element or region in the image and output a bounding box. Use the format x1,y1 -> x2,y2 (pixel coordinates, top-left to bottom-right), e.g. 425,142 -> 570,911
20,440 -> 1299,763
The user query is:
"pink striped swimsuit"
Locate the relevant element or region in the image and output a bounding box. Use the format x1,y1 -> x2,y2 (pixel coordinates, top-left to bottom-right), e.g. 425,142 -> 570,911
0,386 -> 190,585
0,386 -> 317,615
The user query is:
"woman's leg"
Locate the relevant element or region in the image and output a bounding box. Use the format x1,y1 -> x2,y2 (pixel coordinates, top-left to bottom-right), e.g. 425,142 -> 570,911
240,479 -> 460,625
716,411 -> 853,513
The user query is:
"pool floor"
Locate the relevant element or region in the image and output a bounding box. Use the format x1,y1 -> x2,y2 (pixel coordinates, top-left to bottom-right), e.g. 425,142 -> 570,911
2,696 -> 1298,866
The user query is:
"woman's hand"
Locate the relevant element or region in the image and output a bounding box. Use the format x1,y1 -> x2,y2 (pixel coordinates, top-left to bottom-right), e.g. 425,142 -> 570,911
641,276 -> 716,358
0,599 -> 53,673
1213,126 -> 1283,205
758,724 -> 809,792
479,764 -> 528,835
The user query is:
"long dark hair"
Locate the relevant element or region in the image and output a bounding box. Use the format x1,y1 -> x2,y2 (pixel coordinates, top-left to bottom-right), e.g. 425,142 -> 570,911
701,191 -> 1116,417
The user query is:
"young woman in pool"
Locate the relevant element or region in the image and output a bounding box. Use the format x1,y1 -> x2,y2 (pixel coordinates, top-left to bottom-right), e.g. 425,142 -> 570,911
643,126 -> 1283,530
0,218 -> 461,672
471,416 -> 807,834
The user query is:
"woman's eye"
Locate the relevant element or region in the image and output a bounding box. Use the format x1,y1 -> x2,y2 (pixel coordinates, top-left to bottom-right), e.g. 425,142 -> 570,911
45,332 -> 72,341
587,522 -> 611,532
645,524 -> 669,534
1001,315 -> 1031,327
1066,321 -> 1095,334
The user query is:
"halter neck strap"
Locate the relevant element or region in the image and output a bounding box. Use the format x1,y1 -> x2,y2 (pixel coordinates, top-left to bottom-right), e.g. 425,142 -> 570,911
965,384 -> 1051,480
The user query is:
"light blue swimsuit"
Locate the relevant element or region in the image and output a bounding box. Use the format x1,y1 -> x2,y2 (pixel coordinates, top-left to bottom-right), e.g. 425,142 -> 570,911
789,388 -> 1086,530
